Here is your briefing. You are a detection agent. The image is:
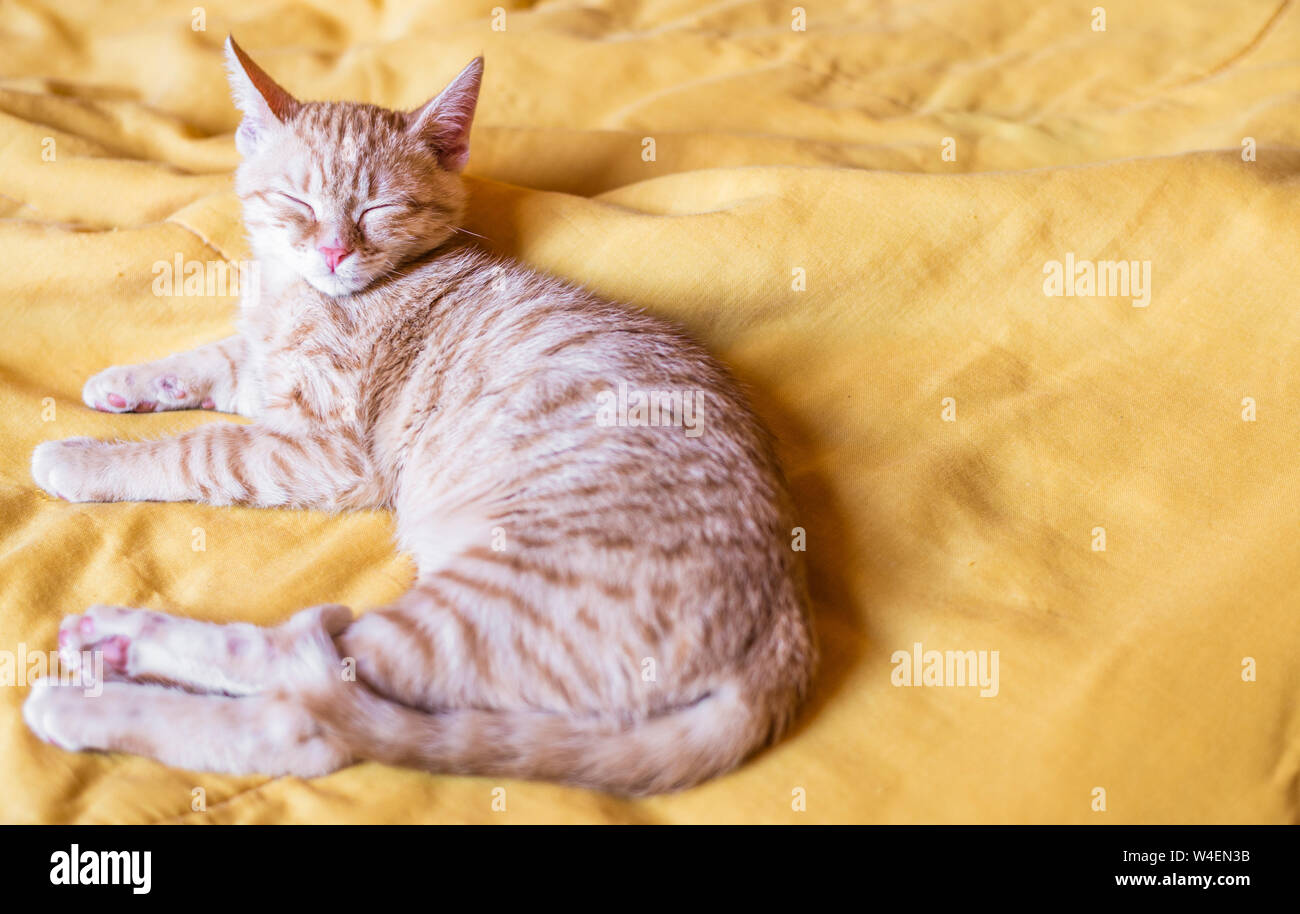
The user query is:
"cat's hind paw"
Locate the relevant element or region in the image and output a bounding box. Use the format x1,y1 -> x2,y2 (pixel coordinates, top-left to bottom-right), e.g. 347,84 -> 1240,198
55,605 -> 145,678
23,678 -> 94,752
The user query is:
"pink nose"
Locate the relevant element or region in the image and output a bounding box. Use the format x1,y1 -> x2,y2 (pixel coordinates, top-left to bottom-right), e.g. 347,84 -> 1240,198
318,245 -> 352,272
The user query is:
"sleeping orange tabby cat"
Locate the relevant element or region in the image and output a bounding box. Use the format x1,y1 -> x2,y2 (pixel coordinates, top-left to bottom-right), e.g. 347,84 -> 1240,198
23,37 -> 815,795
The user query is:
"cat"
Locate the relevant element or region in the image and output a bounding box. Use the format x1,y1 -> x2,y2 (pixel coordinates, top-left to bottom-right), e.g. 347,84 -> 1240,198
22,36 -> 816,795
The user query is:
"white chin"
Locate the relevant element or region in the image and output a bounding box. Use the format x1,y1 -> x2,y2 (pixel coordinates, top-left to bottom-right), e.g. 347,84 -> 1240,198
306,272 -> 366,296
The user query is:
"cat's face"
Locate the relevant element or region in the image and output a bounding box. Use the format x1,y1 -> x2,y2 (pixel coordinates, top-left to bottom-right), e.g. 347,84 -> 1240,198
225,38 -> 481,296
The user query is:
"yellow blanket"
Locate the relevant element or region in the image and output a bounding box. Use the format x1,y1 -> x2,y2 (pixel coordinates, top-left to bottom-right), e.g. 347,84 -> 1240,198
2,0 -> 1298,823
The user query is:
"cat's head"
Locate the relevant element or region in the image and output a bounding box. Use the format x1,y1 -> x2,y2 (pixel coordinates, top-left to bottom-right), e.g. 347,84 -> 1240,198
224,36 -> 481,296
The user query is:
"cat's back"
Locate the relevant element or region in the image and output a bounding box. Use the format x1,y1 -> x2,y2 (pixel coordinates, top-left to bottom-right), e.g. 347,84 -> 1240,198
352,245 -> 814,720
365,245 -> 777,493
365,244 -> 798,579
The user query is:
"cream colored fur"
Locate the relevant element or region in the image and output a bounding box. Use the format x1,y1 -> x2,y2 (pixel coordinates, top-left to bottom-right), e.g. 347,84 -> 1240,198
24,37 -> 815,795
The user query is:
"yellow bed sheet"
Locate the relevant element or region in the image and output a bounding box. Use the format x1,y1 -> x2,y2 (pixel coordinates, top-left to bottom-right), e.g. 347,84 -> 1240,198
2,0 -> 1299,823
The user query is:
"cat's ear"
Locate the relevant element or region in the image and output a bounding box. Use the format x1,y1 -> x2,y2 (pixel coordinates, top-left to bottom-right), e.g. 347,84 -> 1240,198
408,57 -> 483,173
224,36 -> 300,155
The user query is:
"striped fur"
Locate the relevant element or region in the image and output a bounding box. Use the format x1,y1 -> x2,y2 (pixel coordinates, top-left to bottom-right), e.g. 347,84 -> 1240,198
24,38 -> 816,795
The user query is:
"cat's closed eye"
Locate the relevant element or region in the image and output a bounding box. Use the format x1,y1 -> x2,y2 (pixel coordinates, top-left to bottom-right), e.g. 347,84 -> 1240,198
276,192 -> 315,217
359,203 -> 403,226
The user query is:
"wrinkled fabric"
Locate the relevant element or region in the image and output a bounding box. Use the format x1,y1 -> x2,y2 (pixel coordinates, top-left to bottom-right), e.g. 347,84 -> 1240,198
1,0 -> 1298,823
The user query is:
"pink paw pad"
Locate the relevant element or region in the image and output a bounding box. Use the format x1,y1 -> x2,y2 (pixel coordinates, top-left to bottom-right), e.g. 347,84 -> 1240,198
96,635 -> 131,673
158,375 -> 187,401
132,401 -> 157,413
201,398 -> 216,410
106,393 -> 127,409
78,617 -> 95,636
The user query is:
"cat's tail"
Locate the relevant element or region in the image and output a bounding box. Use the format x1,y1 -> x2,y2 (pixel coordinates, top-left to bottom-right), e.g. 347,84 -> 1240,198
310,675 -> 800,796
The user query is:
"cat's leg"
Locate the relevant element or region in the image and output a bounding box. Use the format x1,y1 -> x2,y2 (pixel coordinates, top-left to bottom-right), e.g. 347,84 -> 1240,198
22,679 -> 351,776
31,422 -> 381,508
53,603 -> 354,696
335,564 -> 625,716
82,335 -> 246,414
25,604 -> 355,775
47,588 -> 548,721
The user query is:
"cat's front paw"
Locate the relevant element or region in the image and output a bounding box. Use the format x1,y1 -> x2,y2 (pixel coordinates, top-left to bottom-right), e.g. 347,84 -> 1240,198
32,438 -> 113,502
83,364 -> 210,413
